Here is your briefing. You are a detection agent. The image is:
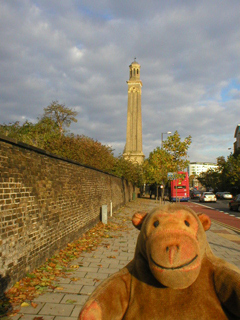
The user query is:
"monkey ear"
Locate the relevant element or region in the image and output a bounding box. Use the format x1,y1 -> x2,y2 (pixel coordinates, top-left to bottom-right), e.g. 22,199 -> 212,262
198,213 -> 211,231
132,212 -> 148,230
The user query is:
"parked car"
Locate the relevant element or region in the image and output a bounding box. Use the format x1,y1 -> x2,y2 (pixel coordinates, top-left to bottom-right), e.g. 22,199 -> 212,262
229,194 -> 240,211
190,189 -> 202,199
199,192 -> 217,203
221,192 -> 233,199
216,192 -> 223,199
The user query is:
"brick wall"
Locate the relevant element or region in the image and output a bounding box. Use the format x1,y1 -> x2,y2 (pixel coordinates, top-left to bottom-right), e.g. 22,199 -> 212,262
0,136 -> 134,290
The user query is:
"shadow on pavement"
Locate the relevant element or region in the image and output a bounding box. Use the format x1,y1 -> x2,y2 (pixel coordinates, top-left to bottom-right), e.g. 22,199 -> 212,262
0,274 -> 12,317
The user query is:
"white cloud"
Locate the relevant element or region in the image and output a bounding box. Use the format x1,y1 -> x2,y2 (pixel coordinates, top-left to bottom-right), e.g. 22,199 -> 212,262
0,1 -> 240,163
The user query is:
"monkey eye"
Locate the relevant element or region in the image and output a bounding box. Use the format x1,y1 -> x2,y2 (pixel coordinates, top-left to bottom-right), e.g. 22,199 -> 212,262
153,220 -> 159,228
184,220 -> 190,227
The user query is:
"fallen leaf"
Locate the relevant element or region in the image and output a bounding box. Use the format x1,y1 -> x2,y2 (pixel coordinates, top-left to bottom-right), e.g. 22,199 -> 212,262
21,302 -> 29,307
31,302 -> 38,308
70,277 -> 80,281
49,262 -> 56,268
65,299 -> 77,304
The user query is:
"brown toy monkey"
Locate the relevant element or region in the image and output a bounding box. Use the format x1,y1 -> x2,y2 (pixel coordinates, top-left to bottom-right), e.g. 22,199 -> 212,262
79,204 -> 240,319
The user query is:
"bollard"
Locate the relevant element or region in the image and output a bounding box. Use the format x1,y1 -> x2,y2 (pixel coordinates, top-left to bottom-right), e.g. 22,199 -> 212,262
110,201 -> 112,217
101,205 -> 108,224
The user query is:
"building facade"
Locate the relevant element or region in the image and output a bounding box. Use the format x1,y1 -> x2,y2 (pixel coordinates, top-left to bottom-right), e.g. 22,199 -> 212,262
123,59 -> 145,164
234,124 -> 240,153
188,162 -> 218,188
188,162 -> 218,176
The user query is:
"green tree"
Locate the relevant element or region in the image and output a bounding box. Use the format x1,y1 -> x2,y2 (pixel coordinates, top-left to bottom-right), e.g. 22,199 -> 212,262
143,131 -> 191,186
224,154 -> 240,193
0,121 -> 22,138
198,154 -> 240,194
45,134 -> 116,173
162,131 -> 192,171
42,101 -> 77,135
197,169 -> 221,192
112,156 -> 144,187
143,148 -> 172,185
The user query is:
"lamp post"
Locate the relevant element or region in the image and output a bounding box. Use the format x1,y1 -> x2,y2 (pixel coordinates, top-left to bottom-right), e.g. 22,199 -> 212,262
161,131 -> 172,148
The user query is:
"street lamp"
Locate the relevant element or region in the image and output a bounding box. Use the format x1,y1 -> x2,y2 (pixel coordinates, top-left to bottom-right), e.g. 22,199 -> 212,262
161,131 -> 172,148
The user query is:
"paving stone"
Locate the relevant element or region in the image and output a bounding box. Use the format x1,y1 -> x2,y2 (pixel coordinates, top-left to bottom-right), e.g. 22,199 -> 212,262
76,261 -> 91,267
34,292 -> 65,303
54,284 -> 83,294
17,302 -> 45,315
68,271 -> 87,278
71,305 -> 83,317
70,278 -> 95,286
119,252 -> 134,258
54,278 -> 71,284
60,293 -> 89,305
75,266 -> 99,273
80,257 -> 101,263
108,261 -> 124,267
97,267 -> 120,274
100,258 -> 120,264
55,317 -> 78,320
79,285 -> 96,295
40,303 -> 74,316
94,279 -> 104,287
89,262 -> 109,268
119,260 -> 129,266
85,272 -> 107,279
13,315 -> 54,320
115,256 -> 129,261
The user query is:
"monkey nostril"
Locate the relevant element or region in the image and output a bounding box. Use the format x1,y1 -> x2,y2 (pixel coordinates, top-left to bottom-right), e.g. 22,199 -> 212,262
166,245 -> 179,253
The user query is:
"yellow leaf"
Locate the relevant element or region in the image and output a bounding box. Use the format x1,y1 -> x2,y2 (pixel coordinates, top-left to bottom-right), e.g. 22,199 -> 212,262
21,302 -> 30,307
70,277 -> 80,281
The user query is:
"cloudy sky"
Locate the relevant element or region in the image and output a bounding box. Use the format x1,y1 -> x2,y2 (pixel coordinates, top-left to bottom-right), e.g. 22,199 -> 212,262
1,1 -> 240,163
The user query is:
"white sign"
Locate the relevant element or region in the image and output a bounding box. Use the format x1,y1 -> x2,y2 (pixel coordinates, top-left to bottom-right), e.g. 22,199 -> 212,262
167,172 -> 176,180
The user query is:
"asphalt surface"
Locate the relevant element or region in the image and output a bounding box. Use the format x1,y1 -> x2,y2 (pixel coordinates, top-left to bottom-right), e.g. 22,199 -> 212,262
189,199 -> 240,231
191,198 -> 240,218
8,198 -> 240,320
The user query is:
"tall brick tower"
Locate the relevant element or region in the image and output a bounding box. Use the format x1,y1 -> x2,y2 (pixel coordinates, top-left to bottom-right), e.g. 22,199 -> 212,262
123,59 -> 145,164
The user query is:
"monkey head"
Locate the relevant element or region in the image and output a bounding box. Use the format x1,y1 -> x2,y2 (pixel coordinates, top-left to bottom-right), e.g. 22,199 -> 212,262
132,204 -> 211,289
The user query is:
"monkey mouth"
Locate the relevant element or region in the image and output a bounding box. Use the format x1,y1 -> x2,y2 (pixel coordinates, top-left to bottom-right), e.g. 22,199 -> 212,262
150,254 -> 198,270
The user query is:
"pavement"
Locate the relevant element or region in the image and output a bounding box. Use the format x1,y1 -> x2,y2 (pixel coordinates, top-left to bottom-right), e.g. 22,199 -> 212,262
8,198 -> 240,320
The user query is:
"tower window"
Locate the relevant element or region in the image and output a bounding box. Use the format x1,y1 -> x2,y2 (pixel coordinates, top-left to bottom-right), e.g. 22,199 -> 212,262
137,69 -> 139,74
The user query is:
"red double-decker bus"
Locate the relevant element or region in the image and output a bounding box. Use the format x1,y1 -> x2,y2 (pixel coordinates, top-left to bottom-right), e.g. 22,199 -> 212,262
170,171 -> 190,202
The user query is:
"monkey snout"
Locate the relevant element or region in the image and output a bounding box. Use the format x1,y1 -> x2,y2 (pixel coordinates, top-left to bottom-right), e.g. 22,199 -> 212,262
166,245 -> 180,264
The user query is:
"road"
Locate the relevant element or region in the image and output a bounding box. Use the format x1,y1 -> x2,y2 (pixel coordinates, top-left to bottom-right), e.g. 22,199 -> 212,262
187,199 -> 240,232
190,199 -> 240,218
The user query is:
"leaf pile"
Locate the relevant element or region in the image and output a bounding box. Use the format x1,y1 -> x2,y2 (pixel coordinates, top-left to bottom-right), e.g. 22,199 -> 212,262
2,220 -> 129,317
